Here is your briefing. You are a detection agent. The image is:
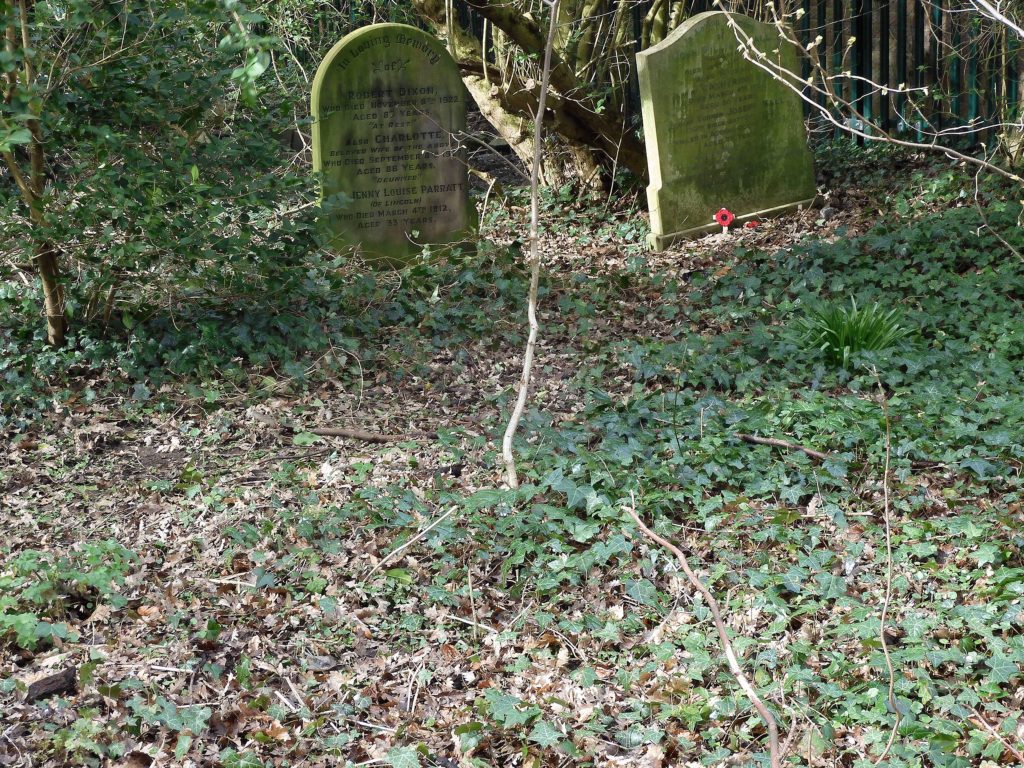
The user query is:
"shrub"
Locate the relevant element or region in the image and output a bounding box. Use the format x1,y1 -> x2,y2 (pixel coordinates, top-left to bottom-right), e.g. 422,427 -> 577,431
0,542 -> 137,650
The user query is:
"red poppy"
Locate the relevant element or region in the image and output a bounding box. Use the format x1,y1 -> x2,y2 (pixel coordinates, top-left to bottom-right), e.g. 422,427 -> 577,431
743,220 -> 760,229
714,208 -> 735,228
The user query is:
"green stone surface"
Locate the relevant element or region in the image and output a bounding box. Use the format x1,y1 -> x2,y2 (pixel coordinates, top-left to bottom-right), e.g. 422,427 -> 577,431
637,12 -> 816,249
311,24 -> 473,263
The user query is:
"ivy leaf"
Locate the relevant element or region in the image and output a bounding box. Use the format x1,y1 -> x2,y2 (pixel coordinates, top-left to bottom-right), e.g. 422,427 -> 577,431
131,382 -> 151,401
483,689 -> 540,728
570,518 -> 600,543
814,572 -> 847,600
971,543 -> 1000,566
910,542 -> 937,559
960,458 -> 995,478
463,488 -> 511,511
822,455 -> 848,479
594,621 -> 620,643
292,431 -> 321,446
902,613 -> 929,639
624,578 -> 658,606
566,483 -> 592,510
528,720 -> 563,749
454,722 -> 484,751
175,733 -> 193,760
386,747 -> 421,768
986,652 -> 1019,684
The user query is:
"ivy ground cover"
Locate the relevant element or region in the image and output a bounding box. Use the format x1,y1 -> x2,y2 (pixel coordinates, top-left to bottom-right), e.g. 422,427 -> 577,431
2,155 -> 1023,767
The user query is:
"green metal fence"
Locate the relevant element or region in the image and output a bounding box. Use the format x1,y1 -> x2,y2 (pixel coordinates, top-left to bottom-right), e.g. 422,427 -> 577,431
451,0 -> 1020,144
790,0 -> 1019,139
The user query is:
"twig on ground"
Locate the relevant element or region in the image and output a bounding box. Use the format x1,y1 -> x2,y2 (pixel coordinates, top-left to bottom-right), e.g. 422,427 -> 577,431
777,685 -> 801,763
873,370 -> 900,765
446,613 -> 499,634
403,660 -> 425,714
286,677 -> 308,712
968,708 -> 1024,764
207,577 -> 257,588
625,492 -> 784,768
274,690 -> 299,713
274,419 -> 436,443
367,506 -> 457,577
345,719 -> 396,734
478,174 -> 498,232
25,667 -> 77,702
468,567 -> 479,643
309,427 -> 432,442
973,157 -> 1023,261
735,432 -> 830,461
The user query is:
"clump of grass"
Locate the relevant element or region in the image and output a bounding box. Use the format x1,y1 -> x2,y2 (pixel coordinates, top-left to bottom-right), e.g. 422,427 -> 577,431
797,297 -> 912,369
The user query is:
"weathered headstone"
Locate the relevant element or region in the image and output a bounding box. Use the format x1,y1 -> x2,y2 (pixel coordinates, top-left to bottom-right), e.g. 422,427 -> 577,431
311,24 -> 473,263
637,12 -> 816,249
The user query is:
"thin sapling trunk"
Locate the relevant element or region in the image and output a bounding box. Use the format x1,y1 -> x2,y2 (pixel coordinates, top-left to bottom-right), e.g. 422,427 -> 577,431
501,0 -> 560,489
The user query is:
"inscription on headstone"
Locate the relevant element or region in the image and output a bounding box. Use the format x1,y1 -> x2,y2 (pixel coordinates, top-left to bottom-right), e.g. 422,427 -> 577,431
311,24 -> 473,262
637,12 -> 816,249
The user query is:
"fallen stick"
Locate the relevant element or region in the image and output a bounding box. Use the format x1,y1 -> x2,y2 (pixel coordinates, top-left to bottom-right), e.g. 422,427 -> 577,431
270,418 -> 436,443
625,495 -> 784,768
968,709 -> 1024,765
309,427 -> 431,442
26,667 -> 77,702
367,505 -> 457,577
734,433 -> 829,461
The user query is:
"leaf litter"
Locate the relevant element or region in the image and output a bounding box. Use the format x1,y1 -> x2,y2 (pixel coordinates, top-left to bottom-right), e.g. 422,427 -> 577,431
3,159 -> 1024,767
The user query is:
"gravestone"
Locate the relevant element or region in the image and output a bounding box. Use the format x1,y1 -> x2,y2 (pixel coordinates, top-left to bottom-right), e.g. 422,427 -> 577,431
311,24 -> 473,263
637,12 -> 816,249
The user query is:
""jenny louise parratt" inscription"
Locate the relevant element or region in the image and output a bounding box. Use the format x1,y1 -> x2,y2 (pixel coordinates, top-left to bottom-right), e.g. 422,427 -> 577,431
311,24 -> 472,263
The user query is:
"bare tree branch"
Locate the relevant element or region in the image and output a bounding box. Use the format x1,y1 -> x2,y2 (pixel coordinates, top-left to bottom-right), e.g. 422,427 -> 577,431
502,0 -> 561,488
718,4 -> 1024,183
625,493 -> 786,768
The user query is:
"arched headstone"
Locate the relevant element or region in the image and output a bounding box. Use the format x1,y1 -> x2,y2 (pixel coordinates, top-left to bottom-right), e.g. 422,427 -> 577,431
637,12 -> 816,249
311,24 -> 474,263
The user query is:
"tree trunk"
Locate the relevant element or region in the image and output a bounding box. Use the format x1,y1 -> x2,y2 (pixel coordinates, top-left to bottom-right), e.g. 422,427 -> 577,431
414,0 -> 649,183
6,0 -> 67,346
465,73 -> 565,187
36,241 -> 66,347
462,0 -> 648,180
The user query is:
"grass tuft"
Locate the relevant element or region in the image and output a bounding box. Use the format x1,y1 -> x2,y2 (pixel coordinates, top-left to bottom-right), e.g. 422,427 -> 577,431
797,297 -> 912,369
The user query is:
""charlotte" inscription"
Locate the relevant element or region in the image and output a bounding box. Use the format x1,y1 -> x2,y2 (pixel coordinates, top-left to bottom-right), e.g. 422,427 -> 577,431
311,24 -> 473,263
